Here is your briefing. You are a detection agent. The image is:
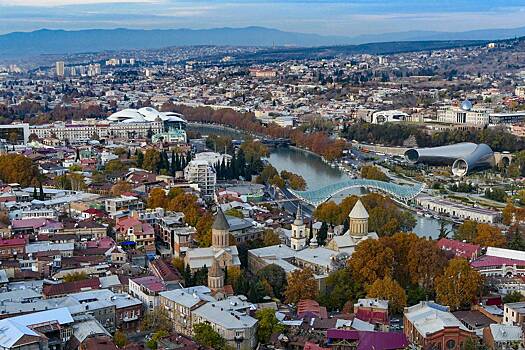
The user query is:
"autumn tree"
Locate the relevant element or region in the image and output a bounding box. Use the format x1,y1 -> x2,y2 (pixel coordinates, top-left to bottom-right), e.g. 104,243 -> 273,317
63,271 -> 88,282
348,239 -> 394,285
360,165 -> 389,182
407,238 -> 448,292
366,275 -> 407,314
381,232 -> 419,288
262,229 -> 281,246
113,330 -> 128,347
284,267 -> 318,304
256,308 -> 285,343
454,220 -> 478,242
435,258 -> 482,311
143,149 -> 161,173
474,223 -> 506,247
111,180 -> 132,196
0,154 -> 39,186
147,188 -> 167,209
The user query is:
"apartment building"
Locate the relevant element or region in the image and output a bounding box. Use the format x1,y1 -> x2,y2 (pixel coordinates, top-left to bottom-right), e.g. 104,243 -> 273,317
184,159 -> 216,198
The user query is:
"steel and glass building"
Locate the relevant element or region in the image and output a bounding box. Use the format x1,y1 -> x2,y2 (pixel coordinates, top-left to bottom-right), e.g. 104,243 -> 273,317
404,142 -> 494,176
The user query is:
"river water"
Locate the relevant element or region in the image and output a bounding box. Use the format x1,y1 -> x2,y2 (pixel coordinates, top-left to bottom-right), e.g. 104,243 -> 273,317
189,123 -> 449,239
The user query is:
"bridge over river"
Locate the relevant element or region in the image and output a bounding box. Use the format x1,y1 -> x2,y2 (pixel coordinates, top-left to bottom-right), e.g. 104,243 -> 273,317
289,179 -> 424,207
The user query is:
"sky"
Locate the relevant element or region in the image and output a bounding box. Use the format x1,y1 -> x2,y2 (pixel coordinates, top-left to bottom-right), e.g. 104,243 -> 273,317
1,0 -> 525,36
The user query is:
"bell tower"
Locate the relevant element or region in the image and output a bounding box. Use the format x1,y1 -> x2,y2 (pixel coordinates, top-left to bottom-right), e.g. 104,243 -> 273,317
291,205 -> 307,251
212,208 -> 230,249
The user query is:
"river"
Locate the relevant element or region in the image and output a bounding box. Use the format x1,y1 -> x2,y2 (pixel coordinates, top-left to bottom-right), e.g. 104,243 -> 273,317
189,123 -> 450,239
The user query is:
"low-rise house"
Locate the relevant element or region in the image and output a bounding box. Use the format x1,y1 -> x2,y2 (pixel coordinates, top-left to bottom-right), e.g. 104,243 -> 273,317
353,298 -> 389,331
129,275 -> 167,311
115,216 -> 155,249
326,329 -> 408,350
483,324 -> 523,350
437,238 -> 481,260
403,301 -> 474,350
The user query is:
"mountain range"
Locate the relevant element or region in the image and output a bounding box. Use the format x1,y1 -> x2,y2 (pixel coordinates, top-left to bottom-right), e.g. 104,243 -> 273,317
1,26 -> 525,59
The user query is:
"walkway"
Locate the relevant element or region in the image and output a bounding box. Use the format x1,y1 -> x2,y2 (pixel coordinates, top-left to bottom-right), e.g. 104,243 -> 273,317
289,179 -> 424,206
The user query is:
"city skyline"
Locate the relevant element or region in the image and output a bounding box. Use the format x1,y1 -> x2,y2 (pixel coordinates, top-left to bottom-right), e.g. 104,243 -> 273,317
1,0 -> 525,36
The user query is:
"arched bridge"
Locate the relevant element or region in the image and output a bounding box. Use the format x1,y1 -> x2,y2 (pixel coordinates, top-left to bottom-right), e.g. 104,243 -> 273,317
289,179 -> 424,207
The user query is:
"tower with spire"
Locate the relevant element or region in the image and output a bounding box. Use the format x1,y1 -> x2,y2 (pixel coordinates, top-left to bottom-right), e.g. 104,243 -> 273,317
207,259 -> 225,291
291,205 -> 307,251
212,207 -> 230,249
348,199 -> 369,237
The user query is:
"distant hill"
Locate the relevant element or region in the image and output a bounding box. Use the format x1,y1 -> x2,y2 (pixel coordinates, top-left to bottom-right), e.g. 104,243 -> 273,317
0,27 -> 352,59
1,25 -> 525,59
350,26 -> 525,44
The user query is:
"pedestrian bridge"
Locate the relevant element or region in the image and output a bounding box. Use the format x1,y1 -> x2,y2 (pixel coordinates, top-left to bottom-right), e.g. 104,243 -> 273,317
289,179 -> 424,206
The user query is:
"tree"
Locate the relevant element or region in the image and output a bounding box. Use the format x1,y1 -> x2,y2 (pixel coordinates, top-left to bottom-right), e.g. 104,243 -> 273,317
262,229 -> 281,246
366,275 -> 407,314
111,181 -> 132,196
104,159 -> 127,175
360,165 -> 389,182
0,154 -> 39,186
224,208 -> 243,218
435,258 -> 483,311
484,187 -> 507,202
141,307 -> 172,333
317,268 -> 364,312
474,224 -> 506,247
171,257 -> 185,273
113,330 -> 128,347
143,149 -> 161,173
284,267 -> 318,304
193,323 -> 227,349
257,264 -> 287,299
147,188 -> 167,209
348,239 -> 394,285
63,271 -> 88,282
407,238 -> 447,292
503,291 -> 525,304
256,308 -> 285,343
454,220 -> 478,242
136,150 -> 144,168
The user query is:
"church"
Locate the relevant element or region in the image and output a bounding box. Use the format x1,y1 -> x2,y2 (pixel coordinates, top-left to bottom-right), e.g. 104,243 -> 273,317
325,199 -> 378,255
184,208 -> 241,273
247,199 -> 378,291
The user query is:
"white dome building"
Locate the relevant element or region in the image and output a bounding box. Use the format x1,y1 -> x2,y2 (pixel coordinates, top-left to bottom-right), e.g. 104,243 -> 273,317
107,107 -> 187,143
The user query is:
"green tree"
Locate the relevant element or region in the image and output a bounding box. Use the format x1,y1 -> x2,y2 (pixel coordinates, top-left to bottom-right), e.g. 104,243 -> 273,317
63,271 -> 88,282
256,264 -> 287,299
141,307 -> 172,333
454,220 -> 478,242
143,149 -> 161,173
193,323 -> 227,349
503,291 -> 525,304
256,308 -> 285,343
113,330 -> 128,347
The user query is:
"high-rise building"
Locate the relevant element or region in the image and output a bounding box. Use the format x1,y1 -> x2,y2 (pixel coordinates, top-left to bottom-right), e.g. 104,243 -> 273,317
55,61 -> 65,77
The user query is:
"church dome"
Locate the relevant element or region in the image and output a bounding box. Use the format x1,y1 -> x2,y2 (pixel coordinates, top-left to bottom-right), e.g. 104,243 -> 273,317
349,200 -> 369,219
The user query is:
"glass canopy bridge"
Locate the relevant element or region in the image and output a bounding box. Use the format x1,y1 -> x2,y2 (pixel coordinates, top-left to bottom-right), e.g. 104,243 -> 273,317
289,179 -> 424,207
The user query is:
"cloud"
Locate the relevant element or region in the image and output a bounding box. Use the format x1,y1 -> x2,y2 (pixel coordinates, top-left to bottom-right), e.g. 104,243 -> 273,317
0,0 -> 157,6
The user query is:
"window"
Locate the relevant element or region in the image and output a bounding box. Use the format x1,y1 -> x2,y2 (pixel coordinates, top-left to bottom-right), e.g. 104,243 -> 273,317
446,340 -> 456,349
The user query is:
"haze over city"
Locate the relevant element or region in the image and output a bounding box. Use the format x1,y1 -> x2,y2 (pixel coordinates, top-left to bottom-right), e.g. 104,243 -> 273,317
2,1 -> 525,350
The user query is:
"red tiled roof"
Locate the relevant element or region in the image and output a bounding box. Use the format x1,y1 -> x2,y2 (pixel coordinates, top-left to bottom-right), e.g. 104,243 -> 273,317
297,299 -> 328,319
326,329 -> 408,350
437,238 -> 480,259
0,238 -> 26,247
43,278 -> 101,297
471,255 -> 525,268
355,309 -> 389,325
131,275 -> 166,293
150,259 -> 182,282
